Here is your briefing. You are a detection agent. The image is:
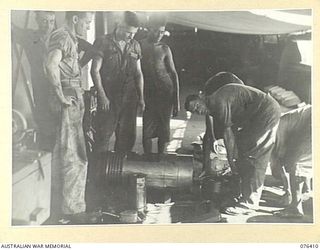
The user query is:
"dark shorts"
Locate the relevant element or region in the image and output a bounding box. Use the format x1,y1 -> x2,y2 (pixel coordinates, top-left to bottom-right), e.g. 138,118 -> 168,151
143,75 -> 174,142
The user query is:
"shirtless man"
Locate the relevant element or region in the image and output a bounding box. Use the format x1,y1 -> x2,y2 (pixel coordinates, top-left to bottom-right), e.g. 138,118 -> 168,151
140,14 -> 180,156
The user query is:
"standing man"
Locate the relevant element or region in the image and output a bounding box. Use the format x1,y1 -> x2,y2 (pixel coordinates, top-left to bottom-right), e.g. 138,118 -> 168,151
46,11 -> 94,222
185,83 -> 281,213
91,11 -> 145,154
12,11 -> 56,151
140,14 -> 180,157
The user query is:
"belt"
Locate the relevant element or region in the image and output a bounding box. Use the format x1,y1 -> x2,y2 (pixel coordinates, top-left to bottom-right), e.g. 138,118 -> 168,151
61,79 -> 81,88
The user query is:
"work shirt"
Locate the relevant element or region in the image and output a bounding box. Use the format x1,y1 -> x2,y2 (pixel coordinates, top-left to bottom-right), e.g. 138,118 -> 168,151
207,84 -> 281,157
93,33 -> 141,102
48,26 -> 81,82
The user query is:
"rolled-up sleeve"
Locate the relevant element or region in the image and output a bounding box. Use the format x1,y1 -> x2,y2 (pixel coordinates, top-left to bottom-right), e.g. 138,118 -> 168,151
92,37 -> 105,58
214,96 -> 233,128
48,32 -> 69,56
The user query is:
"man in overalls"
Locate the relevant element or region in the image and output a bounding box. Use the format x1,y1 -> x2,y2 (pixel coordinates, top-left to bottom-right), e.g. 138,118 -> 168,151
140,14 -> 180,157
91,11 -> 145,155
46,11 -> 94,222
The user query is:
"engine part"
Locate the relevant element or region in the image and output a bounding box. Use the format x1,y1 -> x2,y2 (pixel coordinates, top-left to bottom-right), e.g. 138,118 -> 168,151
97,152 -> 196,189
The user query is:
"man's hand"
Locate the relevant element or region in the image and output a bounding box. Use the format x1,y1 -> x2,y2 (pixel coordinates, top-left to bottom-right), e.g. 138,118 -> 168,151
61,96 -> 77,107
98,95 -> 110,111
172,100 -> 180,117
138,99 -> 145,113
230,159 -> 239,175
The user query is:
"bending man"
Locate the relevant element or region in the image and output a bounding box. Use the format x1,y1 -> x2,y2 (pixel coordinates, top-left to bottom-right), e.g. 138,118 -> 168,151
185,82 -> 281,212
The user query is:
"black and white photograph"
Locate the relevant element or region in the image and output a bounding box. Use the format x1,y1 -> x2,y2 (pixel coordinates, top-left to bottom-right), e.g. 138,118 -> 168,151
11,9 -> 313,227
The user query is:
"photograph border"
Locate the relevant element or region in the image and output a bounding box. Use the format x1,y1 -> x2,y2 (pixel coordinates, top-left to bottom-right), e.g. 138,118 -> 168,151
1,0 -> 319,243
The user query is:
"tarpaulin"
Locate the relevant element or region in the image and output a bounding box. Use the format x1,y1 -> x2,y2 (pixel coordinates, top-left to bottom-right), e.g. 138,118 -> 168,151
167,10 -> 311,35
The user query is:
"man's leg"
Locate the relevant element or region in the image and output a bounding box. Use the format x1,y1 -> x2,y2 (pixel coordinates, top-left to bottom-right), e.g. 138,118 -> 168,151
270,155 -> 292,205
114,102 -> 138,154
274,166 -> 304,218
279,166 -> 292,206
289,168 -> 304,214
142,104 -> 158,157
157,138 -> 167,154
237,158 -> 255,205
60,93 -> 88,216
143,138 -> 153,154
93,109 -> 115,153
237,153 -> 270,209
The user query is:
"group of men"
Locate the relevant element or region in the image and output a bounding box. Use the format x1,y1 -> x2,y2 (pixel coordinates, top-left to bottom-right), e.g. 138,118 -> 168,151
185,72 -> 311,218
13,10 -> 311,223
13,11 -> 180,223
91,12 -> 180,156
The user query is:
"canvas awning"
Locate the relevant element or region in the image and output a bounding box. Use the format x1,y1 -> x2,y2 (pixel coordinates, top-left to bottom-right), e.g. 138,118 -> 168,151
167,10 -> 311,35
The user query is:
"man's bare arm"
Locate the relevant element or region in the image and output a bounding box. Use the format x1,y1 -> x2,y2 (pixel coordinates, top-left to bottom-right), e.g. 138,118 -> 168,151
90,55 -> 110,111
46,49 -> 72,106
223,126 -> 238,173
203,115 -> 215,172
164,46 -> 180,116
134,59 -> 145,112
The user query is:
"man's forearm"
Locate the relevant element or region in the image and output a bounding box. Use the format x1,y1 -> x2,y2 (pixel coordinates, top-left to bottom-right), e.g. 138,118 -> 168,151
134,73 -> 144,101
91,69 -> 107,99
46,64 -> 65,103
172,72 -> 180,98
223,127 -> 237,169
203,131 -> 212,171
169,71 -> 180,104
